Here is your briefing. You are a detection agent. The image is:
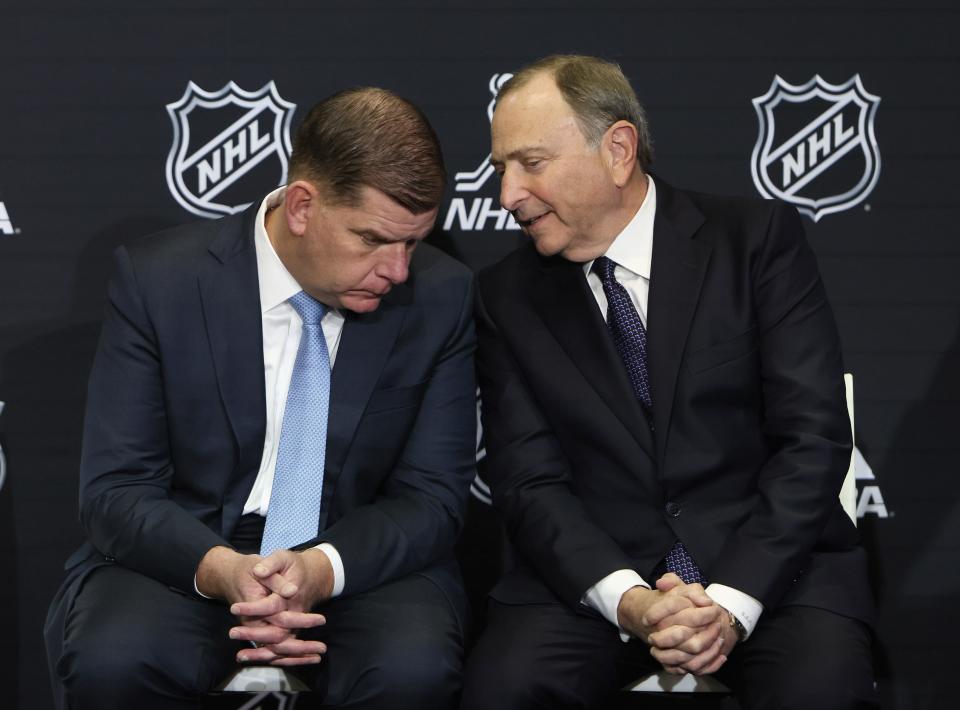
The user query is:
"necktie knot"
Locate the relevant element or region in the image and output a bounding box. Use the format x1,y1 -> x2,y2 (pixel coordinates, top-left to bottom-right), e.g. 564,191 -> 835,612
593,255 -> 618,284
289,291 -> 327,326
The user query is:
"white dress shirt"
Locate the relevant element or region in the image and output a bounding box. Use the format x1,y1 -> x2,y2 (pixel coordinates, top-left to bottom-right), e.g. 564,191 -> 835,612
578,176 -> 763,641
195,187 -> 346,597
241,186 -> 346,596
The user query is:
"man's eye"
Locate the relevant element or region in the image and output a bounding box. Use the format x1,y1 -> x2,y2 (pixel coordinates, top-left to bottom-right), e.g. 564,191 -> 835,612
524,159 -> 542,170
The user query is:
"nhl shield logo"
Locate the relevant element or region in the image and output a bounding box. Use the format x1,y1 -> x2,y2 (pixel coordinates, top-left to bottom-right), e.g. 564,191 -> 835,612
750,75 -> 880,221
166,81 -> 296,219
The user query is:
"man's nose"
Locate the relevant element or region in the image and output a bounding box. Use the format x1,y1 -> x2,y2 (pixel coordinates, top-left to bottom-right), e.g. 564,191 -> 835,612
499,168 -> 528,213
378,242 -> 411,284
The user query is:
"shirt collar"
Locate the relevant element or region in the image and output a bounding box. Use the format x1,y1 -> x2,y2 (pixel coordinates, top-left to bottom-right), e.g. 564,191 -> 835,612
254,186 -> 303,314
583,174 -> 657,279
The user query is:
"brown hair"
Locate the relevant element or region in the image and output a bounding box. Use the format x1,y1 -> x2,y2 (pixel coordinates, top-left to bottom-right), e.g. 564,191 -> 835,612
289,87 -> 446,214
498,55 -> 653,170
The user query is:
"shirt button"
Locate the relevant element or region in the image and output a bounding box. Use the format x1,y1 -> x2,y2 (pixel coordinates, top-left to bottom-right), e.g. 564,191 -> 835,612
665,501 -> 681,518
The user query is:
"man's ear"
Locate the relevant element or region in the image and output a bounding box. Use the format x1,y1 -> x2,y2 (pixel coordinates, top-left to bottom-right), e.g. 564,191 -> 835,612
603,121 -> 640,188
284,180 -> 317,236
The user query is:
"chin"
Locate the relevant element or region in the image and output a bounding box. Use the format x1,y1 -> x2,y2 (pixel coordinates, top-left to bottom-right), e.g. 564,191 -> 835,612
341,296 -> 382,314
530,234 -> 567,258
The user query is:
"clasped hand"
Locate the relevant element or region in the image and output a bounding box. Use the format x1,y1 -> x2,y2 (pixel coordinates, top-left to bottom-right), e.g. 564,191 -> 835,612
197,546 -> 331,666
617,573 -> 738,676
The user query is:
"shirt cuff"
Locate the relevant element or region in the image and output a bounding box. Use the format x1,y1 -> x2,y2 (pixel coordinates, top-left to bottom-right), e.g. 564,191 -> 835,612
316,542 -> 345,598
581,569 -> 650,642
194,573 -> 213,599
705,583 -> 763,641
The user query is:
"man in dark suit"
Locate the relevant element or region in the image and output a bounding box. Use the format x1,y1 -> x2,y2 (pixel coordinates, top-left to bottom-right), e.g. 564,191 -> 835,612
45,87 -> 477,709
460,55 -> 877,709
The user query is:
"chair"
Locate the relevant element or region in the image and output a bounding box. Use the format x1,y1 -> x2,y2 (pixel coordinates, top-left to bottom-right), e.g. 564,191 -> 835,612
216,666 -> 309,692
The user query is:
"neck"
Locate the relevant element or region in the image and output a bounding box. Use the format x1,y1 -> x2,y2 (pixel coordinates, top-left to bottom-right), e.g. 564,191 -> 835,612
264,203 -> 285,254
623,170 -> 649,218
577,171 -> 649,261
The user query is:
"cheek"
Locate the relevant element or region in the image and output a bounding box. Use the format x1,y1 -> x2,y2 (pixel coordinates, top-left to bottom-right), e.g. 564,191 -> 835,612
567,175 -> 608,221
549,168 -> 592,209
342,259 -> 381,289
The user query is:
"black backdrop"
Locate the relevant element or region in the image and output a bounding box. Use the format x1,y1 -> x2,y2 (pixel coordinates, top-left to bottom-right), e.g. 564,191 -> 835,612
1,2 -> 957,708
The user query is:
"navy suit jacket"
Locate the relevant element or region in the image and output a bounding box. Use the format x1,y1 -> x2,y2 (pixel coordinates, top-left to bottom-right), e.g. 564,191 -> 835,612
47,204 -> 477,649
476,179 -> 874,626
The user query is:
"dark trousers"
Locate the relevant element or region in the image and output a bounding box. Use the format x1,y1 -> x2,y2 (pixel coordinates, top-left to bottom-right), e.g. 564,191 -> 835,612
50,563 -> 463,709
460,599 -> 877,710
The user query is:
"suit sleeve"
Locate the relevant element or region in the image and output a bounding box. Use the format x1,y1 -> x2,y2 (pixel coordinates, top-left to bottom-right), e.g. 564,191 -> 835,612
310,272 -> 478,596
475,280 -> 636,609
710,203 -> 853,608
78,246 -> 228,593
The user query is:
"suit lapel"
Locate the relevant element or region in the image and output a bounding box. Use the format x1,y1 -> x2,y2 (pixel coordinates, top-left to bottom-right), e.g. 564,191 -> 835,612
530,256 -> 655,456
647,181 -> 711,464
198,207 -> 409,533
322,282 -> 410,512
198,210 -> 266,522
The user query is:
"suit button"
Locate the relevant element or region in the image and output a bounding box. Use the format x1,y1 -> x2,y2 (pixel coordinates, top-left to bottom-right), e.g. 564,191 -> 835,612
665,501 -> 681,518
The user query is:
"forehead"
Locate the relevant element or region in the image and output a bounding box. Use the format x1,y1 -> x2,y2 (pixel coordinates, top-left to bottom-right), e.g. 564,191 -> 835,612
339,186 -> 437,239
491,74 -> 585,159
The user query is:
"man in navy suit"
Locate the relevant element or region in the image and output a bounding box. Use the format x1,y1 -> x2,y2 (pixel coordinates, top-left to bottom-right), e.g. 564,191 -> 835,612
45,87 -> 476,709
460,55 -> 877,709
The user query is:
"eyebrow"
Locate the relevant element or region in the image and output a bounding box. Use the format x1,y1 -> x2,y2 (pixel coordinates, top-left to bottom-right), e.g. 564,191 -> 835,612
355,229 -> 423,244
355,229 -> 400,243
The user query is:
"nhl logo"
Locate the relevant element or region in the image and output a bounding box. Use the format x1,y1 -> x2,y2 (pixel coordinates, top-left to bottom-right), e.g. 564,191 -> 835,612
453,72 -> 513,193
442,73 -> 521,233
750,75 -> 880,221
166,81 -> 296,219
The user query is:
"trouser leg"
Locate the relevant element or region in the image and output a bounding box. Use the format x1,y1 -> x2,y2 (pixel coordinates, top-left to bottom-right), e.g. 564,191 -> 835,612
717,605 -> 879,710
55,565 -> 241,709
296,572 -> 465,710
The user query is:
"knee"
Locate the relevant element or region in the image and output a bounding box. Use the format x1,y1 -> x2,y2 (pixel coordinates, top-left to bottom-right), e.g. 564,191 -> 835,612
59,617 -> 210,703
740,608 -> 877,710
779,641 -> 877,710
767,680 -> 877,710
461,641 -> 545,710
749,662 -> 877,710
59,631 -> 154,703
391,629 -> 462,699
345,630 -> 463,708
380,648 -> 461,704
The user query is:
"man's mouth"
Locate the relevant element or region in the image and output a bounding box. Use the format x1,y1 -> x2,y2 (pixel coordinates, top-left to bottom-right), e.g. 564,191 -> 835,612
517,211 -> 548,228
348,288 -> 388,299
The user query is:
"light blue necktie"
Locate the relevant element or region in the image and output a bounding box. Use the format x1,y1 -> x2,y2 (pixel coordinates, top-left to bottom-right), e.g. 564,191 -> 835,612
260,291 -> 331,556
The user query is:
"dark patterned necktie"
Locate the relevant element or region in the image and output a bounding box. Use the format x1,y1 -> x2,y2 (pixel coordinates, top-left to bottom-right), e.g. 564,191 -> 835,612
663,540 -> 708,585
594,256 -> 707,586
593,256 -> 652,410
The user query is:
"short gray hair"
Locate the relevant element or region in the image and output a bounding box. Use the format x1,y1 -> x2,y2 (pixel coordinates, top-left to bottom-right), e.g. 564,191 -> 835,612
498,54 -> 653,170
